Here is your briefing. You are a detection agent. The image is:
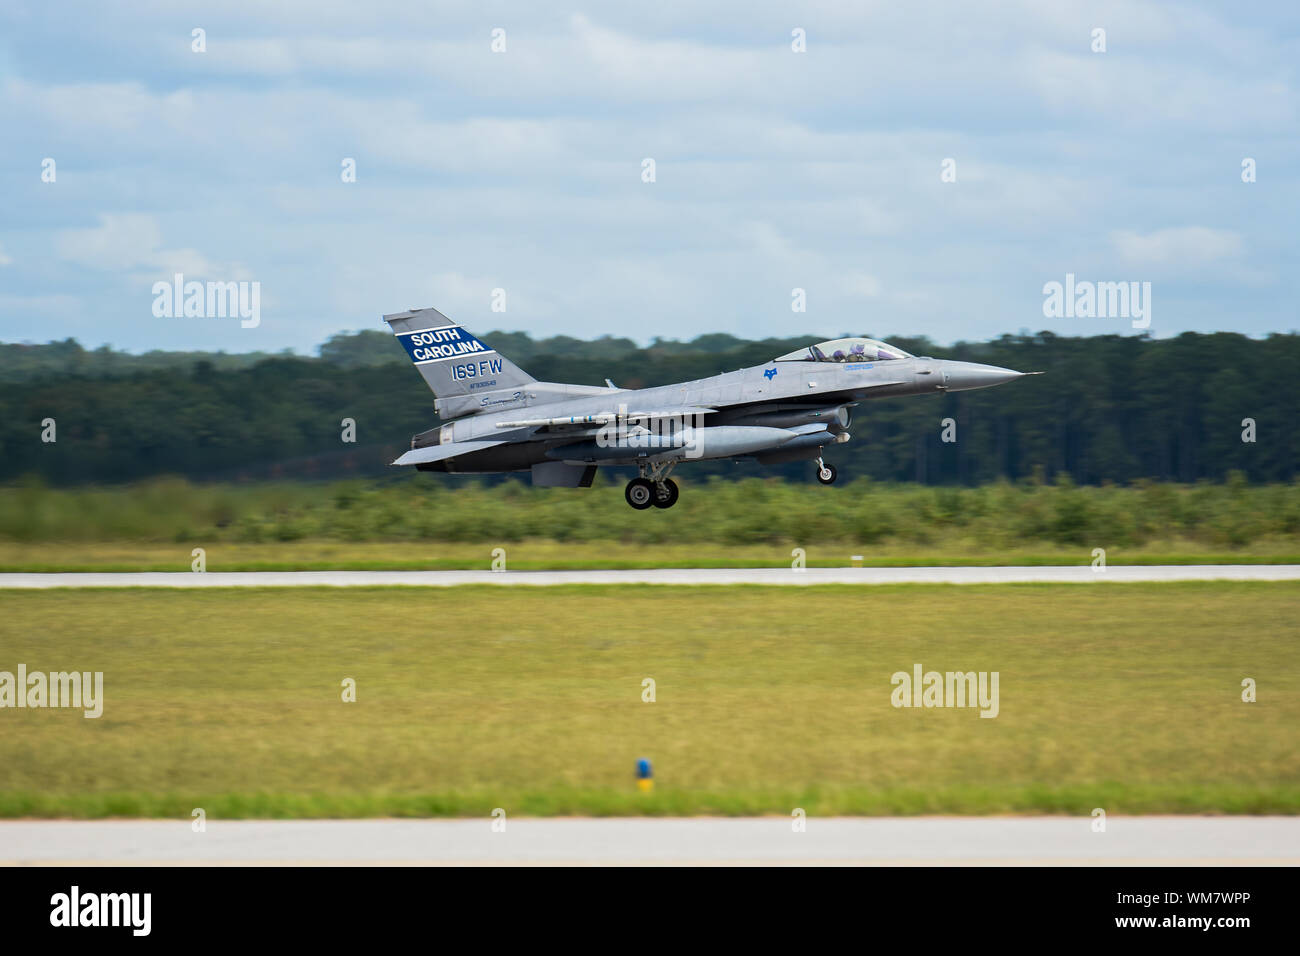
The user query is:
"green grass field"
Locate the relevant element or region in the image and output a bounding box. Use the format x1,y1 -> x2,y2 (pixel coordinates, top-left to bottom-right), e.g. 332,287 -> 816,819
3,474 -> 1296,571
1,582 -> 1296,818
3,474 -> 1298,553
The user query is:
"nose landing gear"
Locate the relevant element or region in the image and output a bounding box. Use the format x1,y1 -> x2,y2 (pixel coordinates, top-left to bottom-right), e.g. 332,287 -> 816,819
815,457 -> 838,485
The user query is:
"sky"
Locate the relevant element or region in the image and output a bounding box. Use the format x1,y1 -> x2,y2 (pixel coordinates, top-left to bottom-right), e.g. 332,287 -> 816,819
1,1 -> 1297,354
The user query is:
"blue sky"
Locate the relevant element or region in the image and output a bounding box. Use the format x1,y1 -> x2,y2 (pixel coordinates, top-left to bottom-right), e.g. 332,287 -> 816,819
1,1 -> 1297,354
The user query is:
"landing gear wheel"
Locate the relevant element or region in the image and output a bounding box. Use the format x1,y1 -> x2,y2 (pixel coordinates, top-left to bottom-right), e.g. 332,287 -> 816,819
625,478 -> 655,510
652,478 -> 679,509
816,463 -> 838,485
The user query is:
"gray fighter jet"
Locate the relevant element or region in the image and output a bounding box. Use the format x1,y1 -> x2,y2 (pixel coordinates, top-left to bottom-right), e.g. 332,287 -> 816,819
385,307 -> 1038,509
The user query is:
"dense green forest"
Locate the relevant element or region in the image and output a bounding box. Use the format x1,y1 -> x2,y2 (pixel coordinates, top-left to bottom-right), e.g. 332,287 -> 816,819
1,329 -> 1295,485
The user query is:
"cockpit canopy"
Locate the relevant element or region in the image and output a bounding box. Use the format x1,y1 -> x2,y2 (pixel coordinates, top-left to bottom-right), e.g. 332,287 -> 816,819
774,337 -> 913,363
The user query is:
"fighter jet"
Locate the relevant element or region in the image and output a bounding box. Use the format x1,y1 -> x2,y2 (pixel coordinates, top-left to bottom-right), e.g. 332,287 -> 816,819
385,307 -> 1038,509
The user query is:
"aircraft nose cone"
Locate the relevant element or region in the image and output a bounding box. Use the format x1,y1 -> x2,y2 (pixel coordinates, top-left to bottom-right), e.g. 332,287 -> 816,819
941,361 -> 1025,392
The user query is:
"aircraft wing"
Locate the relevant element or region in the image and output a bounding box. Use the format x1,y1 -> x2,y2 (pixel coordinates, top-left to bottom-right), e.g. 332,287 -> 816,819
392,440 -> 509,466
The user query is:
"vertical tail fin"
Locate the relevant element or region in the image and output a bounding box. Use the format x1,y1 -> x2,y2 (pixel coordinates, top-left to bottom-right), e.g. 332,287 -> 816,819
384,307 -> 535,418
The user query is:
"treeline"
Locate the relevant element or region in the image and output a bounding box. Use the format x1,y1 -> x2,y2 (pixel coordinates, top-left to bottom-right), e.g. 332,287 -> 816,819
0,329 -> 1296,485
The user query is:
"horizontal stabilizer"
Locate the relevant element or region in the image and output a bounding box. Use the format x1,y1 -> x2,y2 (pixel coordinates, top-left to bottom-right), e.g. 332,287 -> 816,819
392,440 -> 508,466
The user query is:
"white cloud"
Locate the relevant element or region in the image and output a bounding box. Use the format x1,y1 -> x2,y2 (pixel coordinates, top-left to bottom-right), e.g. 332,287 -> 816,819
1112,227 -> 1244,268
0,1 -> 1295,350
426,272 -> 502,316
3,79 -> 196,134
56,214 -> 244,279
841,272 -> 883,298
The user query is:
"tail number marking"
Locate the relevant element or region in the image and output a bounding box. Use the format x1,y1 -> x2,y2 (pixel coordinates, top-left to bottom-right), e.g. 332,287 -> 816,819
452,359 -> 504,380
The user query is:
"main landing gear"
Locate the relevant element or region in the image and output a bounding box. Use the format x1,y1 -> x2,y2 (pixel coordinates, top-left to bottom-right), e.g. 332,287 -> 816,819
625,463 -> 679,510
815,457 -> 838,485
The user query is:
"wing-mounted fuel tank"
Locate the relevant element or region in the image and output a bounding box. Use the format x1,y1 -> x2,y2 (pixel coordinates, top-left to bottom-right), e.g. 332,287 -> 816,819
546,423 -> 848,464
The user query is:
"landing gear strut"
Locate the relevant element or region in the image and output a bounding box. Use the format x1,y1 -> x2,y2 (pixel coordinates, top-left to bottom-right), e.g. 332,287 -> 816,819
815,457 -> 838,485
653,478 -> 679,509
626,462 -> 680,509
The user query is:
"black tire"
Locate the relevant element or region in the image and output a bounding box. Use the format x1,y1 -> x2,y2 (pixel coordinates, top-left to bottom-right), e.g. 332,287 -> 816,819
625,478 -> 655,509
652,478 -> 679,509
816,463 -> 838,485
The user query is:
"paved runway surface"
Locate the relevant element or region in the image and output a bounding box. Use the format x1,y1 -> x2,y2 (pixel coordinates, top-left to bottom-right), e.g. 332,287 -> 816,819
2,565 -> 1298,588
2,817 -> 1296,865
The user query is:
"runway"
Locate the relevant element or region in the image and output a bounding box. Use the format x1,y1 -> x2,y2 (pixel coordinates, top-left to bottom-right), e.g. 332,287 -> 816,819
2,817 -> 1296,865
1,565 -> 1298,588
